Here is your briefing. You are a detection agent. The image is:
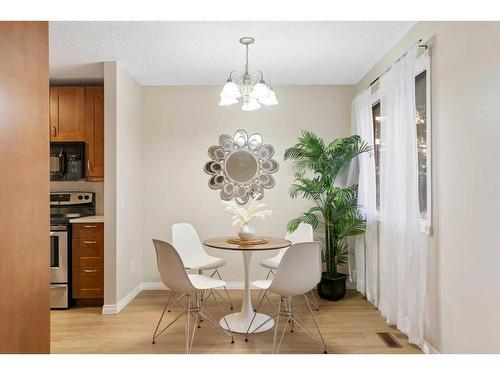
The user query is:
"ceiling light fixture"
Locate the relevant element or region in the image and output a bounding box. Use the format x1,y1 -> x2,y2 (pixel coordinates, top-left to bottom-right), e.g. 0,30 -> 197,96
219,37 -> 278,111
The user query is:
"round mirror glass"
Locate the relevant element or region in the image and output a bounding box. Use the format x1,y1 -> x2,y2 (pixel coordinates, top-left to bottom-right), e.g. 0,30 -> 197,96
225,150 -> 258,183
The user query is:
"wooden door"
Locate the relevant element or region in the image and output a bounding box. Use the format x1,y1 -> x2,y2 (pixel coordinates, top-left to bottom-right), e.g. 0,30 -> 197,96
0,21 -> 50,354
50,86 -> 85,141
85,86 -> 104,181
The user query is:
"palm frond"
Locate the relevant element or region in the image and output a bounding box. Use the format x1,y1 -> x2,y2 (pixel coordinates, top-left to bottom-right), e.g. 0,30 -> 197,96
325,136 -> 372,181
284,131 -> 327,177
336,211 -> 366,239
288,177 -> 323,201
287,210 -> 320,233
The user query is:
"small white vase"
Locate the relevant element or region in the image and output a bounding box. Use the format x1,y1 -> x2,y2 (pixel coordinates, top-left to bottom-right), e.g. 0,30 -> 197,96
238,223 -> 256,241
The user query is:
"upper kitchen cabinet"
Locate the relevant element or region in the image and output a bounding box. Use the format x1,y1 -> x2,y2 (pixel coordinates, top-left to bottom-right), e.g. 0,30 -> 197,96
49,87 -> 85,141
85,87 -> 104,181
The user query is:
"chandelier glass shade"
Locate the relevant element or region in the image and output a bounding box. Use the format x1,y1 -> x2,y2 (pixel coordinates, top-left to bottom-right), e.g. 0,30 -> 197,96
219,37 -> 278,111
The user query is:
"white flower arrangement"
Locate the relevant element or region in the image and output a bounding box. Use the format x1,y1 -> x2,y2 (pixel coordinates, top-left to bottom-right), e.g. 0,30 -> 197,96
221,195 -> 273,228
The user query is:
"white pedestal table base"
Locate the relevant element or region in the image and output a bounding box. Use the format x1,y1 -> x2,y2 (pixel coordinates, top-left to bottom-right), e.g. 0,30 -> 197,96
219,251 -> 274,334
219,312 -> 274,333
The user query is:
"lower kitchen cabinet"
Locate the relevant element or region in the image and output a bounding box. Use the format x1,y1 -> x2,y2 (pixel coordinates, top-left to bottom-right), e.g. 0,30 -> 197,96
72,266 -> 104,299
72,223 -> 104,303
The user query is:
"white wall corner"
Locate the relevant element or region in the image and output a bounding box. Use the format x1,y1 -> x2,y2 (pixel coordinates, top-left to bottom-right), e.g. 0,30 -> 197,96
102,283 -> 142,315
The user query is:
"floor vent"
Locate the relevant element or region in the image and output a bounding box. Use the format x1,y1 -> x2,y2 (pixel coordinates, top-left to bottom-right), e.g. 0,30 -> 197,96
376,332 -> 402,348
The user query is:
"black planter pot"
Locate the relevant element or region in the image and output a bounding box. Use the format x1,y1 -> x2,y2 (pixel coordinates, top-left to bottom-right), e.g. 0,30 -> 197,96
317,272 -> 348,301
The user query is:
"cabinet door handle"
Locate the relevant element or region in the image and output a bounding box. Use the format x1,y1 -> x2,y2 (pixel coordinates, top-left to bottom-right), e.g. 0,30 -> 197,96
83,269 -> 98,273
84,225 -> 97,228
87,159 -> 93,172
51,126 -> 57,137
83,240 -> 97,244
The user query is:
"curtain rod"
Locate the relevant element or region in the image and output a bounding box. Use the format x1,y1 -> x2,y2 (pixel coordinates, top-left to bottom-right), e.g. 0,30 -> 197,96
368,39 -> 428,88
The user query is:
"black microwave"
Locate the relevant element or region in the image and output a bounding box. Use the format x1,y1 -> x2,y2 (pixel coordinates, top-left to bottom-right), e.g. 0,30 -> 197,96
50,142 -> 85,181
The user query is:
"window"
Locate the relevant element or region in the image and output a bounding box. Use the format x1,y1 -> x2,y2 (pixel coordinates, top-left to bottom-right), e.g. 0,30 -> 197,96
371,101 -> 381,212
371,52 -> 431,233
415,70 -> 428,218
415,52 -> 432,233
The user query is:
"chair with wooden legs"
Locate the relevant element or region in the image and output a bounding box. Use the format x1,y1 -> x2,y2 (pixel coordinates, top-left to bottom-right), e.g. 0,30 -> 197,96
247,242 -> 327,354
151,239 -> 234,353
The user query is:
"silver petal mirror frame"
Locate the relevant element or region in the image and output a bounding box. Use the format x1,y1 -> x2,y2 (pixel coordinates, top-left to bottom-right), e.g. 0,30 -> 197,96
204,129 -> 279,205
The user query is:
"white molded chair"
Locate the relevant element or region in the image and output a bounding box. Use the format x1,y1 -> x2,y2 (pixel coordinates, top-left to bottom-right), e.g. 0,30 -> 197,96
258,223 -> 319,310
151,239 -> 234,353
247,242 -> 327,354
171,223 -> 233,310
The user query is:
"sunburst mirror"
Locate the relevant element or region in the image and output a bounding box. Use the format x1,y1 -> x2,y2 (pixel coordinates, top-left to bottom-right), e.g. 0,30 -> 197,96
204,129 -> 279,205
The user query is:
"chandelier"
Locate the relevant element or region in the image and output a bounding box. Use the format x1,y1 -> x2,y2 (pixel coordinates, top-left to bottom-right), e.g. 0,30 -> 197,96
219,37 -> 278,111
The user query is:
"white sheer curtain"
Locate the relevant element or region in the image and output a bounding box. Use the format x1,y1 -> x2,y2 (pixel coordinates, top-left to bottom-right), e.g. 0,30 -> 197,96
349,88 -> 379,305
378,45 -> 427,344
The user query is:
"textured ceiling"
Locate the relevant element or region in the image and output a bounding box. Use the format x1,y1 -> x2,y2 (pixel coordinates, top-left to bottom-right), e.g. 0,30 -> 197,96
49,21 -> 415,85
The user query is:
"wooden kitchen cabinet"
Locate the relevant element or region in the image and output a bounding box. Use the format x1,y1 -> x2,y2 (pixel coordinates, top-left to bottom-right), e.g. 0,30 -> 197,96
72,223 -> 104,301
84,87 -> 104,181
49,85 -> 104,181
72,266 -> 104,300
49,86 -> 85,141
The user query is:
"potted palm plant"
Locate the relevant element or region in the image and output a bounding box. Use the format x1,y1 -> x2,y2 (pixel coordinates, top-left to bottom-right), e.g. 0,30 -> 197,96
284,132 -> 371,301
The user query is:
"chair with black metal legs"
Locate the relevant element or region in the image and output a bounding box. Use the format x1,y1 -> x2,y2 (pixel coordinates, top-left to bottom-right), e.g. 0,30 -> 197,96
172,223 -> 234,311
257,223 -> 320,311
151,239 -> 235,353
246,241 -> 327,354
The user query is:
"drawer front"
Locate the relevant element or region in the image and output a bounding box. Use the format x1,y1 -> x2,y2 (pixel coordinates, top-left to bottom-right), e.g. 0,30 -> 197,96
72,223 -> 104,238
72,266 -> 103,299
72,238 -> 104,267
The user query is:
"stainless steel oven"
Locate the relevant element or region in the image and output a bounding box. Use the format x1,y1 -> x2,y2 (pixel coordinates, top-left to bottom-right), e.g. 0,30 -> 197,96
50,225 -> 69,308
50,192 -> 95,309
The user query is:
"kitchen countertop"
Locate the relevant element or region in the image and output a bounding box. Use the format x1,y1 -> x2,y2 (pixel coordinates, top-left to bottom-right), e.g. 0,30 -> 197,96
69,215 -> 104,224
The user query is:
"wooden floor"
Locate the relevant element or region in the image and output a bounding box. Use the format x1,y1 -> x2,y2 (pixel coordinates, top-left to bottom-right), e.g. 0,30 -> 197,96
51,290 -> 421,354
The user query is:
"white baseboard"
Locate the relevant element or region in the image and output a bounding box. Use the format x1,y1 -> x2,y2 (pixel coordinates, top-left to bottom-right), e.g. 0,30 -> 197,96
419,340 -> 439,354
102,280 -> 342,315
102,281 -> 245,314
141,281 -> 245,290
141,282 -> 167,290
102,283 -> 143,315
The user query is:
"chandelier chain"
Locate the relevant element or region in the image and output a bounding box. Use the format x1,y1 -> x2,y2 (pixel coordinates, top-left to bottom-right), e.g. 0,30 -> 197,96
245,44 -> 249,74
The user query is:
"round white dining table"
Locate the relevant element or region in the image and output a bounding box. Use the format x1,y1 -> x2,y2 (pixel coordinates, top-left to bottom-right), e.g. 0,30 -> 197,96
203,236 -> 291,334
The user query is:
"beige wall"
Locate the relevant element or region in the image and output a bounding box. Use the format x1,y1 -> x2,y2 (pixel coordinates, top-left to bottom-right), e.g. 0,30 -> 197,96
141,85 -> 354,283
355,21 -> 500,353
115,63 -> 144,302
104,62 -> 118,306
104,62 -> 143,308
